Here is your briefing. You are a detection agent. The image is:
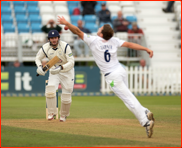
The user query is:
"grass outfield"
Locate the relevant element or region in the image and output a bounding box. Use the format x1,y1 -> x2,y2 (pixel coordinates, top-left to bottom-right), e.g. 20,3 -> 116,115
1,96 -> 181,147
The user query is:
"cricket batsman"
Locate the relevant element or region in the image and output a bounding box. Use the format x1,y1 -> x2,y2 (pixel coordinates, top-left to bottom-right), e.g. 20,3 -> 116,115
35,30 -> 74,122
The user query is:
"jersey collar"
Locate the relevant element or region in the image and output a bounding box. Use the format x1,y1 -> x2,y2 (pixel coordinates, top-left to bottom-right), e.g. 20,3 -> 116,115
52,47 -> 58,50
52,42 -> 61,50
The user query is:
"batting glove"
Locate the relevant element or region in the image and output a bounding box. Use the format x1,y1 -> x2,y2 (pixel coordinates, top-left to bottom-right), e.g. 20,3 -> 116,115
37,65 -> 46,76
50,65 -> 63,75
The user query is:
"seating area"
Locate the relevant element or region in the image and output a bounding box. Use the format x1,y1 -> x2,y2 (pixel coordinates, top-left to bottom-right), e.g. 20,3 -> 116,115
1,1 -> 41,33
1,1 -> 181,67
135,1 -> 181,67
1,1 -> 139,34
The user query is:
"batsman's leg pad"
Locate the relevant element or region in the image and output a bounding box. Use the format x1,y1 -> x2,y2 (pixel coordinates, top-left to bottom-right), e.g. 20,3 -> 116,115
60,93 -> 72,116
45,85 -> 57,115
45,85 -> 56,98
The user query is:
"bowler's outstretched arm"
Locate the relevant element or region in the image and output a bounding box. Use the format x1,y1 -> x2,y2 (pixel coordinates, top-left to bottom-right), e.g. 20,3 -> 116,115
122,42 -> 153,58
57,16 -> 84,40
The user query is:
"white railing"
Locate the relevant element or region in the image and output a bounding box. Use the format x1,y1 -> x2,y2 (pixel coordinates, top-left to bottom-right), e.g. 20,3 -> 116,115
101,66 -> 181,95
1,33 -> 145,62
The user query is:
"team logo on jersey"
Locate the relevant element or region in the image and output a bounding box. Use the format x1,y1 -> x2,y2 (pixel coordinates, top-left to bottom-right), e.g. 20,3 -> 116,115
58,51 -> 62,55
68,53 -> 73,57
52,32 -> 54,34
87,35 -> 90,38
110,80 -> 114,87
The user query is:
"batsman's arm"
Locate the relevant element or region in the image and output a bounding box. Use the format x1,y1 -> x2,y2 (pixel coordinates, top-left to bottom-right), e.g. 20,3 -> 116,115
121,42 -> 153,58
57,16 -> 84,40
35,49 -> 47,76
61,46 -> 75,73
35,48 -> 46,67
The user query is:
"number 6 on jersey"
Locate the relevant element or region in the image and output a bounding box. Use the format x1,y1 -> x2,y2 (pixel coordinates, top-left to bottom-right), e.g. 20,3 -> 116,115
104,50 -> 111,62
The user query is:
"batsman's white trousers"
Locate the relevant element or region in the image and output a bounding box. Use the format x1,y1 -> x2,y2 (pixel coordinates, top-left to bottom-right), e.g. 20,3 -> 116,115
105,65 -> 149,126
48,68 -> 74,93
47,68 -> 74,114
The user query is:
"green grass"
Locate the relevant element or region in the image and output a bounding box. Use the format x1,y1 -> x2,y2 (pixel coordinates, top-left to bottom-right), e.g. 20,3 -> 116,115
1,96 -> 181,120
1,96 -> 181,147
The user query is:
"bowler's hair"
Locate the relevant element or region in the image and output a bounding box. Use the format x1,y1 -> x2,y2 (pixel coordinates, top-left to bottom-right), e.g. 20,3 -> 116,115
101,24 -> 114,40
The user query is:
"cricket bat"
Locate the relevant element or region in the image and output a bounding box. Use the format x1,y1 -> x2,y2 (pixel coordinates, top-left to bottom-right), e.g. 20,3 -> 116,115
36,56 -> 60,76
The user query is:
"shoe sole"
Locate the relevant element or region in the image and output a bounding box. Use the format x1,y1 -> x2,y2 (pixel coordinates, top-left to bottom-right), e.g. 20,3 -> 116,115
59,116 -> 67,122
147,112 -> 155,122
48,115 -> 56,121
59,119 -> 66,122
59,120 -> 66,122
147,121 -> 154,138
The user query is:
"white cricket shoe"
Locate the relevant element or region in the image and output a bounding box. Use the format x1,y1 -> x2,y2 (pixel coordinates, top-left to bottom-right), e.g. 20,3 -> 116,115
59,115 -> 67,122
48,113 -> 54,120
144,120 -> 154,138
147,112 -> 155,121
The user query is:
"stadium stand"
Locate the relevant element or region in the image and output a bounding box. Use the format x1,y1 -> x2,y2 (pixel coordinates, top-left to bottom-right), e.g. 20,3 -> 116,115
1,1 -> 181,67
1,1 -> 11,6
122,7 -> 136,15
1,15 -> 14,24
108,5 -> 121,14
41,14 -> 55,25
27,6 -> 40,15
135,1 -> 181,67
13,1 -> 25,7
1,6 -> 12,15
97,1 -> 106,5
55,5 -> 69,15
14,6 -> 26,15
71,15 -> 83,24
85,23 -> 98,33
39,5 -> 54,15
84,15 -> 97,23
3,23 -> 15,33
107,1 -> 120,5
120,1 -> 134,8
26,1 -> 38,7
38,1 -> 52,6
95,4 -> 102,14
17,23 -> 30,33
4,33 -> 18,48
32,33 -> 46,43
29,15 -> 42,24
30,23 -> 42,33
125,15 -> 137,22
16,15 -> 28,24
53,1 -> 67,6
67,1 -> 79,7
19,33 -> 32,47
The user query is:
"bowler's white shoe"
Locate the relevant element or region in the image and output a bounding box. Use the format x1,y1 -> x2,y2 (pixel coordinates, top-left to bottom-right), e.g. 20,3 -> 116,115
144,120 -> 154,138
147,112 -> 155,121
59,115 -> 67,122
48,113 -> 54,120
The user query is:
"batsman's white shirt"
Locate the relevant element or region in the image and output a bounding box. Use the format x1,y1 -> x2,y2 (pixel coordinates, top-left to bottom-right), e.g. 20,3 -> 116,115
35,41 -> 74,73
35,41 -> 74,92
83,33 -> 149,126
